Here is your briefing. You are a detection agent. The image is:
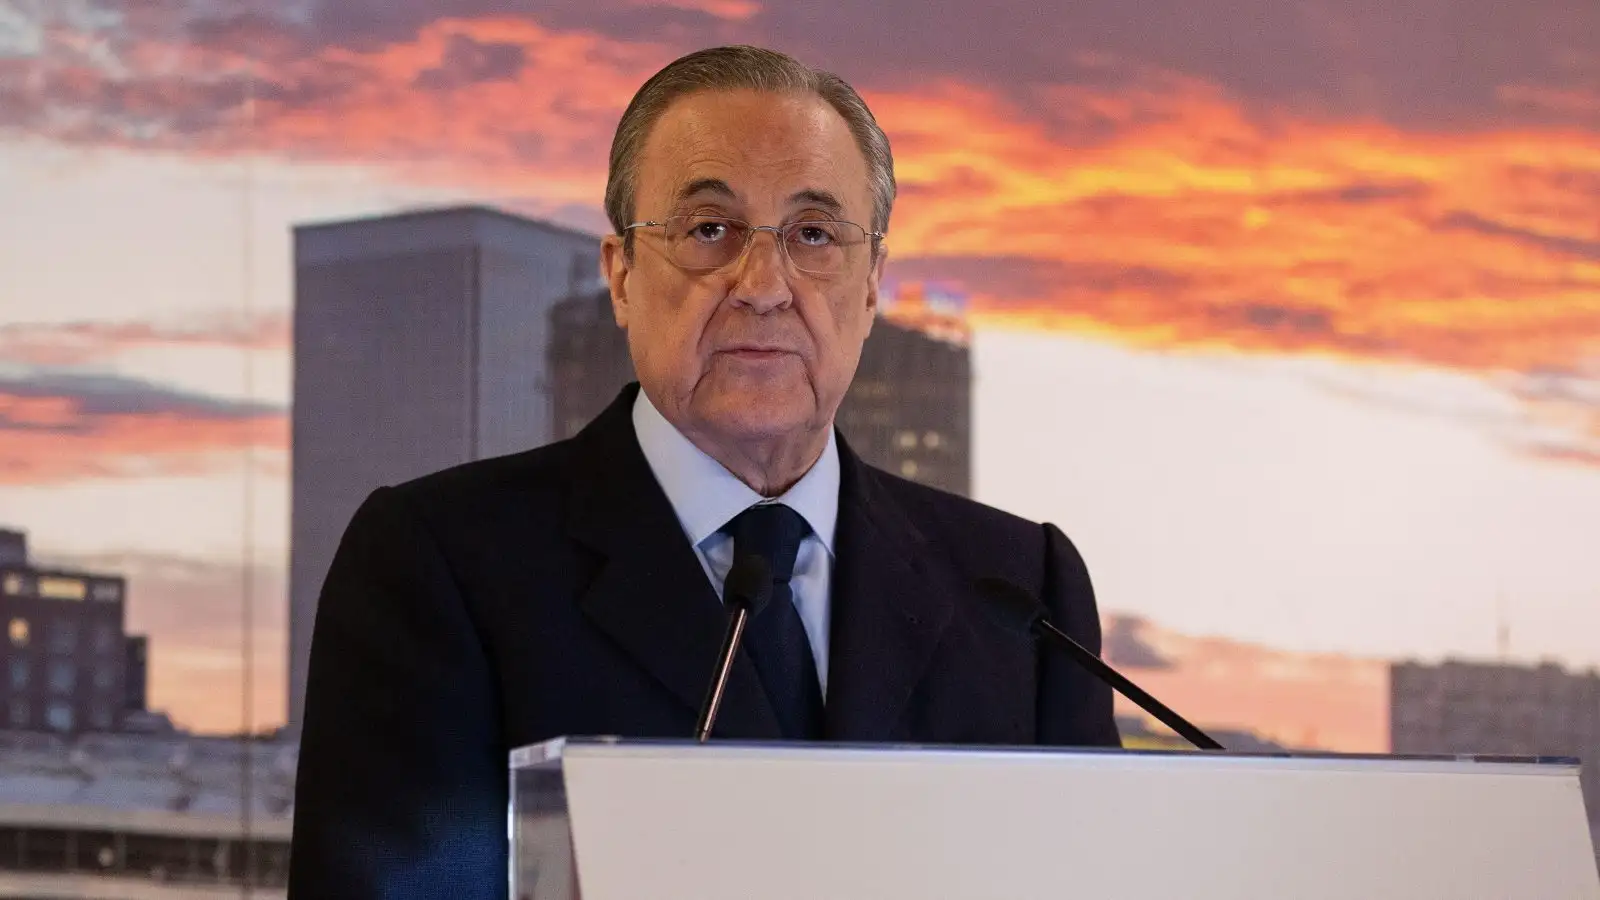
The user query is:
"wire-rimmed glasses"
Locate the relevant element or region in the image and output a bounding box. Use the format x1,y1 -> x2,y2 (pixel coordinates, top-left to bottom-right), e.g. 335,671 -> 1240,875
622,215 -> 883,277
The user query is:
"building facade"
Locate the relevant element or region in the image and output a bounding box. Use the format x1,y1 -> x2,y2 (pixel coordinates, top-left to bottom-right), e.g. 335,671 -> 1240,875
0,730 -> 294,898
289,206 -> 600,728
0,529 -> 140,735
1391,659 -> 1600,860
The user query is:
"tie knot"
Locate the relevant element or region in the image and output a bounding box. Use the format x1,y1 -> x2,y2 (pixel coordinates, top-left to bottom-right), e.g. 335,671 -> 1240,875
722,502 -> 809,584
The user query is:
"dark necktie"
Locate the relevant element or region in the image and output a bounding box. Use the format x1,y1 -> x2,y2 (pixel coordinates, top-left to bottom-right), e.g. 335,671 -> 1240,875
721,503 -> 825,740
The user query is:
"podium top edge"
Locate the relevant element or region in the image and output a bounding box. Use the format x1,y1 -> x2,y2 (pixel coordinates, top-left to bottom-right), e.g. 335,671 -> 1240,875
508,737 -> 1581,776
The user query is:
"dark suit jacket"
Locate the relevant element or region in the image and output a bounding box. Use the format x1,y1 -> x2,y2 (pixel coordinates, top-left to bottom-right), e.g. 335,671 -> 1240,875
288,383 -> 1117,898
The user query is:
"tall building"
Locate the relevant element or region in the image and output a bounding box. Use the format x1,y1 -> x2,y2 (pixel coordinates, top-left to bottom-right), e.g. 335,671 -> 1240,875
1391,659 -> 1600,859
290,206 -> 599,728
548,286 -> 972,495
0,529 -> 145,734
290,205 -> 972,727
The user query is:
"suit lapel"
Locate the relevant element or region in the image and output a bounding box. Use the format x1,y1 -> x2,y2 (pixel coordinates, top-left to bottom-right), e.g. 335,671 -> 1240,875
565,385 -> 781,740
824,439 -> 954,741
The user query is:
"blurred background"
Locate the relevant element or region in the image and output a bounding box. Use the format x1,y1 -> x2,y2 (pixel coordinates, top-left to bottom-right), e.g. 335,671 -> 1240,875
1,0 -> 1597,895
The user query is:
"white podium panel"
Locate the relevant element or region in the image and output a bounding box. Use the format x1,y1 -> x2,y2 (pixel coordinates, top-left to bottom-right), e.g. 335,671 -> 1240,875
510,738 -> 1599,900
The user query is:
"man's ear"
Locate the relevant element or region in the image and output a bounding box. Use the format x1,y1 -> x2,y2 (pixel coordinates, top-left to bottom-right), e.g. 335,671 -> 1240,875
600,233 -> 630,328
864,243 -> 888,321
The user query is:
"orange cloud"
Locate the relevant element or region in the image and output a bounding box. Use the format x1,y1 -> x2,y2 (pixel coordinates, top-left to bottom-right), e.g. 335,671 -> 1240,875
0,313 -> 290,367
199,18 -> 661,208
862,78 -> 1600,464
7,13 -> 1599,462
619,0 -> 761,20
0,374 -> 286,485
225,30 -> 1597,382
870,81 -> 1600,363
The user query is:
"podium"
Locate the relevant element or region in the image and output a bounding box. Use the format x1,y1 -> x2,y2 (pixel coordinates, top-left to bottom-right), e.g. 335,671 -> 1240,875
510,737 -> 1600,899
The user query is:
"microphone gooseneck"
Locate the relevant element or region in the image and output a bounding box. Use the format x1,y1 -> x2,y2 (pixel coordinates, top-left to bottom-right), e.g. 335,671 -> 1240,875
694,554 -> 774,742
974,576 -> 1224,751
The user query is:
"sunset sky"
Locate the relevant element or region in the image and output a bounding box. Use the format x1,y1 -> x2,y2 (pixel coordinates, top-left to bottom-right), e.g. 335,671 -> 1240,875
1,0 -> 1597,741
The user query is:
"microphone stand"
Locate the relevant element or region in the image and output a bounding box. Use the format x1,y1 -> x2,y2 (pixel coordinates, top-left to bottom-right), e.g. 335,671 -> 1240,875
1031,617 -> 1222,750
695,554 -> 773,742
695,604 -> 754,742
976,576 -> 1222,751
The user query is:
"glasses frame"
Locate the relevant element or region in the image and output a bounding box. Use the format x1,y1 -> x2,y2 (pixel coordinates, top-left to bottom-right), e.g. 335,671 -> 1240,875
622,215 -> 885,277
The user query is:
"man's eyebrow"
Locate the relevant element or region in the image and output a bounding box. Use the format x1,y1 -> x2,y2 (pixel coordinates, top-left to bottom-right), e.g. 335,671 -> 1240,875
788,188 -> 846,217
674,178 -> 737,204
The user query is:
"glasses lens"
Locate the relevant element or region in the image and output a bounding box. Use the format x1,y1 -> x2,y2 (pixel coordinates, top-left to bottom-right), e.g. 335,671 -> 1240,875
666,216 -> 746,270
785,220 -> 865,275
663,215 -> 869,275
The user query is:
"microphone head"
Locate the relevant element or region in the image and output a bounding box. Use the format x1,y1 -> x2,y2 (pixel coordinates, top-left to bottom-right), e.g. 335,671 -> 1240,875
724,553 -> 774,617
974,576 -> 1046,635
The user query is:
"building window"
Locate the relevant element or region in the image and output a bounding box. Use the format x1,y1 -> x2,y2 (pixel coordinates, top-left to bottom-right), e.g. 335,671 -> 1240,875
89,704 -> 113,731
900,460 -> 920,478
8,699 -> 27,728
923,431 -> 944,449
94,667 -> 116,690
45,701 -> 73,732
895,430 -> 918,450
47,621 -> 77,654
8,617 -> 28,648
37,576 -> 86,601
48,660 -> 76,695
2,573 -> 23,596
91,581 -> 121,602
9,659 -> 28,690
92,622 -> 116,655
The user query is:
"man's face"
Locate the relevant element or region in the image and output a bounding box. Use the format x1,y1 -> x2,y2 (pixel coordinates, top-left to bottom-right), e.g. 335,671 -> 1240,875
602,89 -> 884,452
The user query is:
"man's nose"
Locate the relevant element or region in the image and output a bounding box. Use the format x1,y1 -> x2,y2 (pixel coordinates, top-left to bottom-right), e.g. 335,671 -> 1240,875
729,228 -> 793,313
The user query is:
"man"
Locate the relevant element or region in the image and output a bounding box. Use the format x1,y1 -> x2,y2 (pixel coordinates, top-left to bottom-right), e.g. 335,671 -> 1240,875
289,44 -> 1118,899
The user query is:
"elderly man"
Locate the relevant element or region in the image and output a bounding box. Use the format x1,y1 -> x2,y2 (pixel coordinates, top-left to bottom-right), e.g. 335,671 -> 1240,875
289,44 -> 1118,898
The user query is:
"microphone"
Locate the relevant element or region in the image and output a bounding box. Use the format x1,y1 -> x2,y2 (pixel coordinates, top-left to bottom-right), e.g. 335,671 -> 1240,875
694,553 -> 774,742
975,576 -> 1224,751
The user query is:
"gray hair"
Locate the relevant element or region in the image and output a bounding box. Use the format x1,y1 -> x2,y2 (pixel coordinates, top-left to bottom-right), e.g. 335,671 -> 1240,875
604,45 -> 896,241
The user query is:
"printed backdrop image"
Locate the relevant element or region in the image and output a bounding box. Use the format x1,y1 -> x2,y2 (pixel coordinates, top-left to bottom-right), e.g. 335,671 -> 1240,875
0,0 -> 1597,892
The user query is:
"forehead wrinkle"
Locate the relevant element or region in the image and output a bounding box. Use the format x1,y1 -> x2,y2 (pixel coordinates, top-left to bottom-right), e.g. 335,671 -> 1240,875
642,94 -> 873,222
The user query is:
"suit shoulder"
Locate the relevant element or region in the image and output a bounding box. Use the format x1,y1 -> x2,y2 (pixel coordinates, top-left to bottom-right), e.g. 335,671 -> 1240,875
867,467 -> 1093,615
382,434 -> 581,519
869,467 -> 1045,554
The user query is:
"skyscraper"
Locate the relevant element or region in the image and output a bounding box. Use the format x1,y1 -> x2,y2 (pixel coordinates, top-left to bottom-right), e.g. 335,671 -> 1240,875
289,205 -> 972,727
1391,659 -> 1600,860
289,206 -> 599,728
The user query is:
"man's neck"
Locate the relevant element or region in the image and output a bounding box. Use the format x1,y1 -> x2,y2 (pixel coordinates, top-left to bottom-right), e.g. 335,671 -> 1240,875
686,426 -> 831,498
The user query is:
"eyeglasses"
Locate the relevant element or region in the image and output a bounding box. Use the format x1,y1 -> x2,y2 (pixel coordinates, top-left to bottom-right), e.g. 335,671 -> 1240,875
622,215 -> 883,277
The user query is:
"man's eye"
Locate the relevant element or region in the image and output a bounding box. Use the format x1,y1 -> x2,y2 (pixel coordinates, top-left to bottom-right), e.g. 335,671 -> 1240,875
792,224 -> 836,246
692,222 -> 728,242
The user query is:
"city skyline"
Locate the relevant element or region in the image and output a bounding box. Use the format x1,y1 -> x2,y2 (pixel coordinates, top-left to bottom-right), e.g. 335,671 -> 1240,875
3,174 -> 1597,737
2,1 -> 1597,740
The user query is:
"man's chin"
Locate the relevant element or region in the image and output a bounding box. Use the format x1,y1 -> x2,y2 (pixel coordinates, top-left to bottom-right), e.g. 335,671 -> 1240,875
692,387 -> 819,442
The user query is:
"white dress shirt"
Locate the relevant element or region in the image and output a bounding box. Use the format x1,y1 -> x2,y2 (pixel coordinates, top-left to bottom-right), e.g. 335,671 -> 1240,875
631,388 -> 839,696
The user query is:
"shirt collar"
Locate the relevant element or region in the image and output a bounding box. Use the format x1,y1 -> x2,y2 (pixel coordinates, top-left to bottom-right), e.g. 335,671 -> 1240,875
632,387 -> 839,554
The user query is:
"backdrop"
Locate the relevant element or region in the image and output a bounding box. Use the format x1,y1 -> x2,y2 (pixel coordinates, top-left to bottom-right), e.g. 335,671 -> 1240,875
1,0 -> 1596,815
